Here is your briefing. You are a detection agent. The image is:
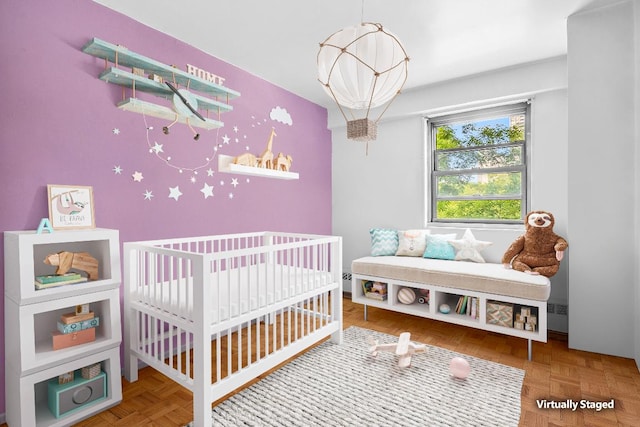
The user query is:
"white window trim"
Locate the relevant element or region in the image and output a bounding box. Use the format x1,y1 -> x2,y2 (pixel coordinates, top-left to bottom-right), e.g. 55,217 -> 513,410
423,100 -> 532,226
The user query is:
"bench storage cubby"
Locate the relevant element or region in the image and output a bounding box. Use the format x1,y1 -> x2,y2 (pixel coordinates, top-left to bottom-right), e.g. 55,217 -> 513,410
351,254 -> 550,360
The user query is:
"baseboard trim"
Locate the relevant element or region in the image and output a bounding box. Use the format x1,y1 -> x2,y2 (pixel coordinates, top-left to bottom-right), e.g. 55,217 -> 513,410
548,330 -> 568,342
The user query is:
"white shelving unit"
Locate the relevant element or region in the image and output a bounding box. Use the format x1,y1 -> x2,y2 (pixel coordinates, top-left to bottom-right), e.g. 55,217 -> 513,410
352,273 -> 547,357
4,228 -> 123,426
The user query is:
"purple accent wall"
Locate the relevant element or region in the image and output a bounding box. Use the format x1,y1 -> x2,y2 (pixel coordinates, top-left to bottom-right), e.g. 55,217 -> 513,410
0,0 -> 331,416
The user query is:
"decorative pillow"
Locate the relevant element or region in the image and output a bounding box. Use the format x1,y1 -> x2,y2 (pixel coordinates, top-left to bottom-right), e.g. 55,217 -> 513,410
448,228 -> 493,263
395,229 -> 430,256
369,228 -> 399,256
423,233 -> 457,260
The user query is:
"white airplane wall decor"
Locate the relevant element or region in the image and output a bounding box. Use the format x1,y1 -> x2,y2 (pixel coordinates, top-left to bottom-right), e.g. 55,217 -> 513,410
368,332 -> 427,368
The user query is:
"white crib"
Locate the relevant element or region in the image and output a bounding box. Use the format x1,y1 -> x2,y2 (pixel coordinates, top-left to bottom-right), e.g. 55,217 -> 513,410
123,232 -> 343,426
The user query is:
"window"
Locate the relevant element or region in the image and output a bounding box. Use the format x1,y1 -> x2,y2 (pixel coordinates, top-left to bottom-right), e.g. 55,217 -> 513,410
426,102 -> 530,224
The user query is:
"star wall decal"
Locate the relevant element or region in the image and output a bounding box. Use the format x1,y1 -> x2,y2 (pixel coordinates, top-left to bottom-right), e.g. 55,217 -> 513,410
207,168 -> 214,177
200,183 -> 214,199
143,190 -> 154,200
231,178 -> 239,188
132,171 -> 144,182
113,166 -> 122,174
152,142 -> 164,153
222,134 -> 230,144
112,128 -> 120,135
168,186 -> 183,201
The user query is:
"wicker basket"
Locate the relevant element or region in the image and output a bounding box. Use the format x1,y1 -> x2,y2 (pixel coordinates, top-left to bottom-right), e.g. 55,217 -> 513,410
347,119 -> 377,141
81,363 -> 101,379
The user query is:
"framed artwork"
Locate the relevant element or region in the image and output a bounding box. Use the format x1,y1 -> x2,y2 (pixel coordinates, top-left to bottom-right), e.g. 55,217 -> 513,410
47,185 -> 96,229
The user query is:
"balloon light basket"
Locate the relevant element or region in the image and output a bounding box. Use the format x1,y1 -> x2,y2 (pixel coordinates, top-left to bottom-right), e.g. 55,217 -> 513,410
347,119 -> 377,142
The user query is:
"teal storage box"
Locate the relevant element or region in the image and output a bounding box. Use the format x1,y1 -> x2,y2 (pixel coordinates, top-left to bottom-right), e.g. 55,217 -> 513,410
48,370 -> 106,418
57,316 -> 100,334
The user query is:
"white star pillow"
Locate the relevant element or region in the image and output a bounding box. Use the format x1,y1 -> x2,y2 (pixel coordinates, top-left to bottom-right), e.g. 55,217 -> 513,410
448,229 -> 493,263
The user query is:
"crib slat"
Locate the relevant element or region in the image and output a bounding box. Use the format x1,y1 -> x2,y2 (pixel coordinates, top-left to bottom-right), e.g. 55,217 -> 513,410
216,331 -> 221,384
227,329 -> 232,378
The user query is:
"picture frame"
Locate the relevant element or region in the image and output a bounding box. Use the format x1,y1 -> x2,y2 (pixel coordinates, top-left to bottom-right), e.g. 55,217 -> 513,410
47,185 -> 95,229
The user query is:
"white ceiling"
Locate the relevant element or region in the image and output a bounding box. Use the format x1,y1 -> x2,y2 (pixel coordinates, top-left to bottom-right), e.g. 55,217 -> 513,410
93,0 -> 616,108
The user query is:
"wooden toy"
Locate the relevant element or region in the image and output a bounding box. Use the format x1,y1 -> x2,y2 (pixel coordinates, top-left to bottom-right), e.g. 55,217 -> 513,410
367,332 -> 427,368
44,251 -> 99,280
60,311 -> 95,325
233,152 -> 258,167
274,152 -> 293,171
76,304 -> 90,315
257,127 -> 276,168
58,372 -> 74,384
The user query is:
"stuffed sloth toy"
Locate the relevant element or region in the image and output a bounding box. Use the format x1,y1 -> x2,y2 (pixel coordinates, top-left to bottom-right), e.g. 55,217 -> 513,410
502,211 -> 568,277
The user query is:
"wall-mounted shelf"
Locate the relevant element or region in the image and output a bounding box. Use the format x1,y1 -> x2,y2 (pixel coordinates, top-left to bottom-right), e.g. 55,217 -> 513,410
82,37 -> 240,130
218,155 -> 299,180
117,98 -> 223,130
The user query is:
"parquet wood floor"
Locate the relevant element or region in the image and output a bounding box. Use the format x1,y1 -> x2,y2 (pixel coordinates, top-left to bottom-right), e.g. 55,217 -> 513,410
3,298 -> 639,426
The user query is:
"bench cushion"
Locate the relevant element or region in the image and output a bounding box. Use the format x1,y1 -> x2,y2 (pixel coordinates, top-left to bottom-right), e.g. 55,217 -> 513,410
351,256 -> 550,301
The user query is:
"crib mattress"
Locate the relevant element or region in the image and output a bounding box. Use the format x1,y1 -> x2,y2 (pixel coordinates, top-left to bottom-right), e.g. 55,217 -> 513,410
352,256 -> 550,301
132,263 -> 334,321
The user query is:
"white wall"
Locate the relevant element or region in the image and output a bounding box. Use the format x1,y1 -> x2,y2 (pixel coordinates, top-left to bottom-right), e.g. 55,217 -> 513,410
567,1 -> 636,359
332,57 -> 571,332
634,0 -> 640,370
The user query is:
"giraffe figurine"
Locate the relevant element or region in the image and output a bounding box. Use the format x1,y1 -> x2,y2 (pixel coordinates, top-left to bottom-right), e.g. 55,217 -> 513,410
257,127 -> 277,168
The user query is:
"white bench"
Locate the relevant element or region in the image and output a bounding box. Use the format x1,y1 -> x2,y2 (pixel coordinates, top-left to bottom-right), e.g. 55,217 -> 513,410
350,228 -> 551,360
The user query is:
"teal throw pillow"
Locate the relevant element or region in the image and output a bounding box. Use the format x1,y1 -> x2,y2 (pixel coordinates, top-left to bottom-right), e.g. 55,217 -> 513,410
423,233 -> 457,260
369,228 -> 399,256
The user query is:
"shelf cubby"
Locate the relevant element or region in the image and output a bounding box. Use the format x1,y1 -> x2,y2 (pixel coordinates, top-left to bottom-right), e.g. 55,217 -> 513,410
351,273 -> 547,347
7,347 -> 122,427
4,228 -> 121,304
4,228 -> 123,425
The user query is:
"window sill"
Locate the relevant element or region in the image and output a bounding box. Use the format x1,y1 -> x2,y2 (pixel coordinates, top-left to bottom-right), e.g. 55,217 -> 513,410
426,222 -> 524,232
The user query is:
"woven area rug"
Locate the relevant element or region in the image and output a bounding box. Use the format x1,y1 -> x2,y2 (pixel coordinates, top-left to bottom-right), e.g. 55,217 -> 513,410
187,326 -> 524,426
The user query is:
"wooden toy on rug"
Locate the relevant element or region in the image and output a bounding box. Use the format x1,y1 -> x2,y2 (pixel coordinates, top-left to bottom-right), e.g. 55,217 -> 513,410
367,332 -> 427,368
44,251 -> 99,280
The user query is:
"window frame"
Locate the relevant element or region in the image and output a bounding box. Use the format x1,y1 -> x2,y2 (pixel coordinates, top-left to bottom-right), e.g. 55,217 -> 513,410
424,102 -> 531,225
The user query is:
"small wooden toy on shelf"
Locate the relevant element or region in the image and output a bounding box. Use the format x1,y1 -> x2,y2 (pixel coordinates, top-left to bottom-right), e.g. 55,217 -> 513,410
230,127 -> 294,174
233,152 -> 258,167
52,304 -> 98,350
274,152 -> 293,172
257,127 -> 277,168
44,251 -> 99,280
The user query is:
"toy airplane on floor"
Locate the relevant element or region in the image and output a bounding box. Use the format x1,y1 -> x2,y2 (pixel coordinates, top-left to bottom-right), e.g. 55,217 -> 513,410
368,332 -> 427,368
